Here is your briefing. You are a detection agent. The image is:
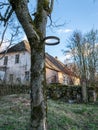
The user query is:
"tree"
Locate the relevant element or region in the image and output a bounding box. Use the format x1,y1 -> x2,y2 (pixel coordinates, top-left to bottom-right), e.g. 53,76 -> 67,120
69,31 -> 88,102
64,29 -> 98,102
85,29 -> 98,87
0,0 -> 54,129
85,29 -> 98,102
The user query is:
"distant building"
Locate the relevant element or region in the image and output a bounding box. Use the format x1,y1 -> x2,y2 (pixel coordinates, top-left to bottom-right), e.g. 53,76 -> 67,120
0,40 -> 80,85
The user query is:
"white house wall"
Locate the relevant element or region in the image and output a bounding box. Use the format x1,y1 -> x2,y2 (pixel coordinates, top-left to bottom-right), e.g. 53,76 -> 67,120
0,51 -> 31,84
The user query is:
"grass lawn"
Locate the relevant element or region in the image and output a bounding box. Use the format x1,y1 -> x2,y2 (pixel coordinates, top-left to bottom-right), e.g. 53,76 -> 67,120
0,94 -> 98,130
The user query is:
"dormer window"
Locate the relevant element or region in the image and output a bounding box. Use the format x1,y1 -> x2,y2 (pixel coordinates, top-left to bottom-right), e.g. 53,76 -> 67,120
4,56 -> 8,65
15,54 -> 19,64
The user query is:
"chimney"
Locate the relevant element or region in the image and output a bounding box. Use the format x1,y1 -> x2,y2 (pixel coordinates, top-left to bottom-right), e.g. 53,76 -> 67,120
55,56 -> 58,60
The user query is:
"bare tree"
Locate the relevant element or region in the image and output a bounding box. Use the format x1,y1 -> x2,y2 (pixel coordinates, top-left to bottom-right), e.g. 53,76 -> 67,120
85,29 -> 98,102
85,29 -> 98,86
69,31 -> 88,102
64,30 -> 98,102
0,0 -> 54,129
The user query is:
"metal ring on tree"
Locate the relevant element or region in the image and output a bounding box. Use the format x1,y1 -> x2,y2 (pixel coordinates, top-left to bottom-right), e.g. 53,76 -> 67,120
43,36 -> 60,45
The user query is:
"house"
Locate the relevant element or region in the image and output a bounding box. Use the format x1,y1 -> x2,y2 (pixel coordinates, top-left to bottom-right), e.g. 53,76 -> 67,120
46,53 -> 80,85
0,40 -> 80,85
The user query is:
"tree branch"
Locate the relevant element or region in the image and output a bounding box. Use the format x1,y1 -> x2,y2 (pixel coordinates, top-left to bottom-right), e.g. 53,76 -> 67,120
0,23 -> 8,47
0,4 -> 13,26
49,0 -> 54,13
9,0 -> 40,43
0,25 -> 20,60
0,2 -> 9,9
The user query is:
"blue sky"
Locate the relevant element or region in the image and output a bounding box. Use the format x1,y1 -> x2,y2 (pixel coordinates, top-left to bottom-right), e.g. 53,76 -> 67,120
1,0 -> 98,62
45,0 -> 98,62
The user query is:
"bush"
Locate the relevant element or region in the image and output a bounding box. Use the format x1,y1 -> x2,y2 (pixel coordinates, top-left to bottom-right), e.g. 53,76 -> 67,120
47,84 -> 82,101
0,84 -> 30,96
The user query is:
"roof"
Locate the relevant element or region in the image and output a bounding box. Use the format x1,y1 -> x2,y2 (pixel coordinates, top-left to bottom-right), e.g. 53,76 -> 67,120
0,40 -> 76,77
45,53 -> 75,76
0,40 -> 30,54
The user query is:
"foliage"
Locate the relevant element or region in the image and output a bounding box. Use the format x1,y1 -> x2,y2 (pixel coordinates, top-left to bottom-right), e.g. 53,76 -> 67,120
0,84 -> 30,96
47,84 -> 82,101
1,84 -> 98,102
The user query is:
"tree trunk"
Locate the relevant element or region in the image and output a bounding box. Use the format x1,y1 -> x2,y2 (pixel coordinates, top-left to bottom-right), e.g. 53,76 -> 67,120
30,42 -> 47,130
82,81 -> 88,103
93,90 -> 97,102
9,0 -> 48,129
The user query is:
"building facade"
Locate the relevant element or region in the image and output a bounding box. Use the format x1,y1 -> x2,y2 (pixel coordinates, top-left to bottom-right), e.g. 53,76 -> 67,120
0,40 -> 80,85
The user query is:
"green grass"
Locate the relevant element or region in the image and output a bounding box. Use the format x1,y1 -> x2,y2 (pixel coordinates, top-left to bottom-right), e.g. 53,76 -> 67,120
48,100 -> 98,130
0,94 -> 98,130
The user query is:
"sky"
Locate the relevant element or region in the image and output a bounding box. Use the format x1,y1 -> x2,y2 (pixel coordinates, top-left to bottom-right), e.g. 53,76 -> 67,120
1,0 -> 98,63
45,0 -> 98,63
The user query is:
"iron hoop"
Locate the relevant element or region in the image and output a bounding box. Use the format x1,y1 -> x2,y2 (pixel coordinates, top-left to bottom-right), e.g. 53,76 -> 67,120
43,36 -> 60,45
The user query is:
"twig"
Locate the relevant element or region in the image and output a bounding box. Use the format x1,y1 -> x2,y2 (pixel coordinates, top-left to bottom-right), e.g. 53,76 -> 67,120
0,23 -> 8,47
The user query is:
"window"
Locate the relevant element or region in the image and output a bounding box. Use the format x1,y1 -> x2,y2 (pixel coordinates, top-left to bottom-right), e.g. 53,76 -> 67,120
51,75 -> 57,83
16,77 -> 21,83
15,54 -> 19,64
9,74 -> 13,83
4,56 -> 8,65
25,71 -> 29,81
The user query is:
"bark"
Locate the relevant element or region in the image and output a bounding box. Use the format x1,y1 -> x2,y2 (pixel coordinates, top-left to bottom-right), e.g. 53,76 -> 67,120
9,0 -> 49,129
30,43 -> 46,130
93,91 -> 97,102
81,73 -> 88,103
82,81 -> 88,103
